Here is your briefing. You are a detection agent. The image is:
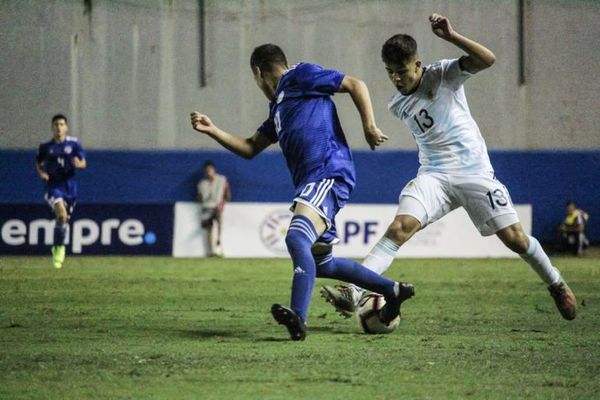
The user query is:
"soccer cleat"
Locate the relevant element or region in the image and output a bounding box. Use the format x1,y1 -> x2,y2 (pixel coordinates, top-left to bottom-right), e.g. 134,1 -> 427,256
548,280 -> 576,320
319,285 -> 358,318
51,245 -> 66,269
270,304 -> 306,341
379,282 -> 415,325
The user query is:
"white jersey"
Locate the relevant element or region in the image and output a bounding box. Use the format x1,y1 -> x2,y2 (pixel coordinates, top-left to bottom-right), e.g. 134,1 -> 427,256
388,58 -> 493,175
197,174 -> 228,210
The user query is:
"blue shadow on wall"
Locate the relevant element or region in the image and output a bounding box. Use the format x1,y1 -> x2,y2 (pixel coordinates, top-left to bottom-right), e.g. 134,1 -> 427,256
1,149 -> 598,243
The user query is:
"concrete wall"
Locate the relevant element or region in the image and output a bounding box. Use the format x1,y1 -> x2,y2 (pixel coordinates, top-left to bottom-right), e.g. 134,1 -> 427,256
1,0 -> 599,150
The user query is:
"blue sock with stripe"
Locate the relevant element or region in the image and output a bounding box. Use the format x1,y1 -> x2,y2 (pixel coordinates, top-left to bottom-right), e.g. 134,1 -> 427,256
286,215 -> 318,322
315,252 -> 396,298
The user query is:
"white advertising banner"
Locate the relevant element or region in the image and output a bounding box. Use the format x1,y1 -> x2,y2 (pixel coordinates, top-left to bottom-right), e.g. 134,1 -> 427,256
173,202 -> 532,258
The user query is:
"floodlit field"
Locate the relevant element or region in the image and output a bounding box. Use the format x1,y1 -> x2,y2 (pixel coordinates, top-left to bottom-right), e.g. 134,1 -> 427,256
0,256 -> 598,399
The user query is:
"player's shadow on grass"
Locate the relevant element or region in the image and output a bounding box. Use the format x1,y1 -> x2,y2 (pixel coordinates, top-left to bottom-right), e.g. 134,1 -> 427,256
255,325 -> 349,342
176,325 -> 347,342
256,336 -> 291,342
176,328 -> 248,339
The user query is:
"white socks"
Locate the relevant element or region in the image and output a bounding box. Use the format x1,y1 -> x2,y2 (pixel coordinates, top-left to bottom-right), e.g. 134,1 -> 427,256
345,234 -> 559,306
520,235 -> 561,285
349,236 -> 400,303
363,236 -> 400,275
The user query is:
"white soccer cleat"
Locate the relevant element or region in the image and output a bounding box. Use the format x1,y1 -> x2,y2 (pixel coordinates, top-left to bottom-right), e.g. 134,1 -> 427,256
319,285 -> 360,318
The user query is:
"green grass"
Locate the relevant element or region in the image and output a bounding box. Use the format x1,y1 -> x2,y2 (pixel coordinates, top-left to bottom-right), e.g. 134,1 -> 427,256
0,256 -> 598,400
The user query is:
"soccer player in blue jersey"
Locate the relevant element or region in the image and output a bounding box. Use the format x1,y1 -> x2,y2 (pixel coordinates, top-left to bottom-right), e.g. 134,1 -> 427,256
35,114 -> 87,268
191,44 -> 415,340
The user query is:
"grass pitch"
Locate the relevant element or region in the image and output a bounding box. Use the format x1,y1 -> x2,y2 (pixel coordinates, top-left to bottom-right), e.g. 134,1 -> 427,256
0,256 -> 598,399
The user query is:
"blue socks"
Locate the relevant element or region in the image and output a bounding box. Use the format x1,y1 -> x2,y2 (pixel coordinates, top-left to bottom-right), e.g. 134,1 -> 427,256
286,215 -> 318,322
315,253 -> 396,299
286,215 -> 399,322
54,223 -> 66,246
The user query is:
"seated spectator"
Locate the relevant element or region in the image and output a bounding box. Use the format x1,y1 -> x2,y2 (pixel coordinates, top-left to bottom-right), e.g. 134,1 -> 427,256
559,200 -> 589,256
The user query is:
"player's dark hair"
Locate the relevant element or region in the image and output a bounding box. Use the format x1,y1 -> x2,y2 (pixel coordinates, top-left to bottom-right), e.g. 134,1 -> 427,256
203,160 -> 215,170
51,114 -> 68,124
381,34 -> 418,65
250,44 -> 288,73
566,200 -> 576,207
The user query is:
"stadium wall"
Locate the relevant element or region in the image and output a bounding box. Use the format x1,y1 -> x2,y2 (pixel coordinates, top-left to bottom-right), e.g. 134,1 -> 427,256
1,0 -> 599,151
1,150 -> 598,244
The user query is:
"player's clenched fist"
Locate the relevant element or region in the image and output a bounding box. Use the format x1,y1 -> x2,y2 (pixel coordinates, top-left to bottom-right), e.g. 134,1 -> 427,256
190,112 -> 216,135
364,126 -> 389,151
429,13 -> 455,40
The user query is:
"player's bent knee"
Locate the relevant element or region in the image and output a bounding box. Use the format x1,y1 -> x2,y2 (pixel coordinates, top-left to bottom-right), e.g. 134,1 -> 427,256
311,244 -> 332,257
497,224 -> 529,254
386,216 -> 420,244
511,234 -> 530,254
55,211 -> 68,224
53,201 -> 68,223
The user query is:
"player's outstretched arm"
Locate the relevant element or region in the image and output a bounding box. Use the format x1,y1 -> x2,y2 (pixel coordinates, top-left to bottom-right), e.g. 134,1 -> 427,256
429,13 -> 495,74
338,76 -> 388,150
190,112 -> 272,159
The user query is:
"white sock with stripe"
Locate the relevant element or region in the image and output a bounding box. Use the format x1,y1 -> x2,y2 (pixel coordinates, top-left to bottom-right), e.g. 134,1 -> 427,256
519,235 -> 561,285
362,236 -> 400,275
348,236 -> 400,302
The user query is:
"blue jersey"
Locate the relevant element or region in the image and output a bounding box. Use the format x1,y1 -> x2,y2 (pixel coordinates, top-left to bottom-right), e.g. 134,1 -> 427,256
257,63 -> 356,190
36,136 -> 86,184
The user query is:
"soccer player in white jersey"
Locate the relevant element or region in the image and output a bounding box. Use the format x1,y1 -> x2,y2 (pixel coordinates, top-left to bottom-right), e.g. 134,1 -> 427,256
321,13 -> 576,321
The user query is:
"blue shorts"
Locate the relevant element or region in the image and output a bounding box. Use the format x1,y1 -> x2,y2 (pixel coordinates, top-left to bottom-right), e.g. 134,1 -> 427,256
292,178 -> 352,245
44,180 -> 77,215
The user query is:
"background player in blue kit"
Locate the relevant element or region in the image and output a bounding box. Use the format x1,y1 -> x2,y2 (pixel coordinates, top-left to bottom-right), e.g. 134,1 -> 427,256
191,44 -> 415,340
35,114 -> 87,268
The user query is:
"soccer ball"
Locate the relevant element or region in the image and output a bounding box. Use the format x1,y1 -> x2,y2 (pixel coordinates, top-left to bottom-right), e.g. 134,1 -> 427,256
356,293 -> 400,334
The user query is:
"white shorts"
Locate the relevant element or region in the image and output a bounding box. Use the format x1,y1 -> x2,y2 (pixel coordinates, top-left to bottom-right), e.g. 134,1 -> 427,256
397,172 -> 520,236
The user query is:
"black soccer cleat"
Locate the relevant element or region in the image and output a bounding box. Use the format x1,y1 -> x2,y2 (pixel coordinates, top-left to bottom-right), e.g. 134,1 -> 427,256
379,282 -> 415,325
271,304 -> 307,341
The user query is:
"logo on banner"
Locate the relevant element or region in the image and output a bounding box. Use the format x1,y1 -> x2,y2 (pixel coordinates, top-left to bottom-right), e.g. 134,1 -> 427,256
1,218 -> 156,254
259,210 -> 293,255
